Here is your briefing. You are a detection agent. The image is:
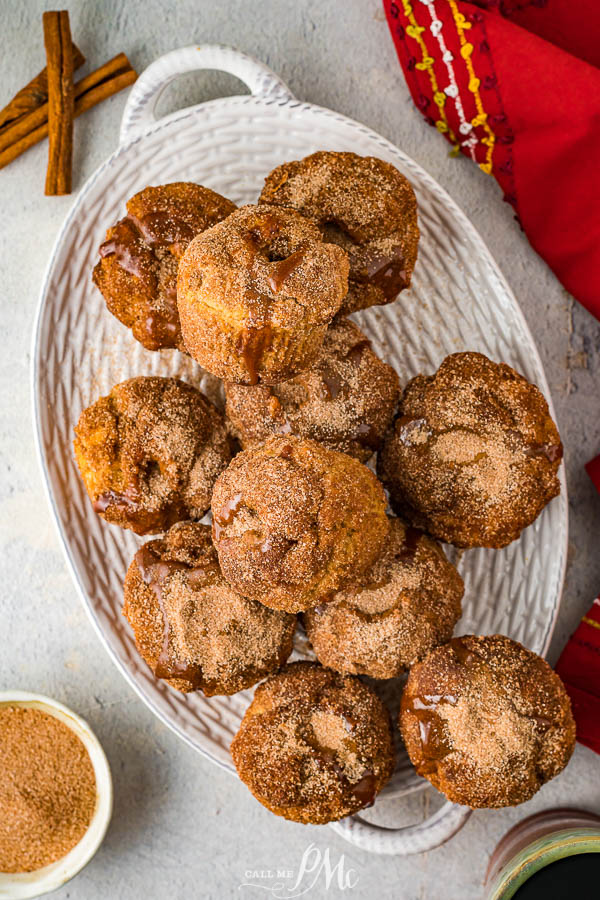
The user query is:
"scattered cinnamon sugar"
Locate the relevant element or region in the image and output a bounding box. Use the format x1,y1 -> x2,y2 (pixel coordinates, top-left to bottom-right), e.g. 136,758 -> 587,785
0,706 -> 96,873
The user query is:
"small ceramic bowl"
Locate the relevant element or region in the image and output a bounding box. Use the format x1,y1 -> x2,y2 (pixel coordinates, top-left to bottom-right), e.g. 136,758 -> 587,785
484,808 -> 600,900
0,691 -> 113,899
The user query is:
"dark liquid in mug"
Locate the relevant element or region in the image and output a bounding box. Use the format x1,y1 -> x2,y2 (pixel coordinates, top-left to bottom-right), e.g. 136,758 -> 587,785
512,852 -> 600,898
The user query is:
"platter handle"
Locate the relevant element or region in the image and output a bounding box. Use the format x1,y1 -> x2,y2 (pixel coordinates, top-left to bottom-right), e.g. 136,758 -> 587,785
329,799 -> 472,856
119,44 -> 296,145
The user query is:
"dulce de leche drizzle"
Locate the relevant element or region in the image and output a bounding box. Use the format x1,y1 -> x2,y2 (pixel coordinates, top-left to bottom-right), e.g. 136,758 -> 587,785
303,720 -> 377,809
406,638 -> 480,774
98,211 -> 195,350
524,442 -> 562,463
357,244 -> 407,300
129,211 -> 195,249
213,492 -> 244,542
236,324 -> 273,386
134,544 -> 215,686
99,218 -> 155,283
397,526 -> 422,562
267,249 -> 306,294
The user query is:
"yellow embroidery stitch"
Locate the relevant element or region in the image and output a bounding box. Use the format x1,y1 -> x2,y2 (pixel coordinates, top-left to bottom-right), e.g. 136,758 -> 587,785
400,0 -> 458,146
448,0 -> 496,174
583,616 -> 600,632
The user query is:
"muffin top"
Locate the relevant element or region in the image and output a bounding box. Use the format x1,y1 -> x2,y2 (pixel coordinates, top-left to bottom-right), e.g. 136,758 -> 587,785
225,317 -> 400,462
231,661 -> 395,824
73,376 -> 230,534
211,435 -> 389,612
260,151 -> 419,314
93,182 -> 236,351
400,635 -> 575,808
378,352 -> 563,547
122,522 -> 296,695
303,517 -> 464,678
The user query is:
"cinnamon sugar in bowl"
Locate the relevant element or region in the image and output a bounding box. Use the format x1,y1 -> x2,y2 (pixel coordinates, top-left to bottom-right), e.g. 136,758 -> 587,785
0,692 -> 112,899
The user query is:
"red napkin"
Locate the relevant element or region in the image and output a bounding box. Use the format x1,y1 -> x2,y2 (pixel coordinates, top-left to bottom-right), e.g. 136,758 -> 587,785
555,598 -> 600,755
382,0 -> 600,323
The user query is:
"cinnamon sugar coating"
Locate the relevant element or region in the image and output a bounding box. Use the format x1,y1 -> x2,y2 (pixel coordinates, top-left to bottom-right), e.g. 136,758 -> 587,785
73,376 -> 231,534
211,435 -> 390,613
400,635 -> 575,808
122,522 -> 295,696
260,151 -> 419,315
303,517 -> 463,678
231,661 -> 395,824
92,182 -> 236,351
378,352 -> 563,548
225,317 -> 400,462
177,204 -> 349,385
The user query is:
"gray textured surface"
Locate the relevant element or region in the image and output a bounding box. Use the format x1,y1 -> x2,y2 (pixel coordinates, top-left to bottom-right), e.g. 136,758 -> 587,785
1,1 -> 599,898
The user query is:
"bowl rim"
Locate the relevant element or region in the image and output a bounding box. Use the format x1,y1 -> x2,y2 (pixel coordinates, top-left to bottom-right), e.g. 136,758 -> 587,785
0,691 -> 113,899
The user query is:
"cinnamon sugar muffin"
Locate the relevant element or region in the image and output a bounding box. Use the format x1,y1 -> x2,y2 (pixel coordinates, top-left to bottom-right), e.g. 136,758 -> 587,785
122,522 -> 295,695
378,352 -> 563,548
73,376 -> 231,534
93,183 -> 236,351
303,517 -> 464,678
177,204 -> 349,384
211,435 -> 389,613
260,151 -> 419,315
225,318 -> 400,462
231,661 -> 395,824
400,635 -> 576,808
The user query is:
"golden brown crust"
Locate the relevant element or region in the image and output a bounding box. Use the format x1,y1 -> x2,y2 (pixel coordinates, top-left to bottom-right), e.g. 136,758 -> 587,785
122,522 -> 296,696
73,376 -> 231,534
211,435 -> 390,612
260,151 -> 419,315
399,635 -> 576,808
176,204 -> 349,384
231,661 -> 395,823
225,317 -> 400,462
377,352 -> 563,548
92,182 -> 236,351
303,517 -> 463,678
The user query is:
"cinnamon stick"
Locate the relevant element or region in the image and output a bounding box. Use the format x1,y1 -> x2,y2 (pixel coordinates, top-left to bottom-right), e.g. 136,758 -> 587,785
0,42 -> 84,133
0,54 -> 134,155
43,10 -> 75,195
0,68 -> 137,171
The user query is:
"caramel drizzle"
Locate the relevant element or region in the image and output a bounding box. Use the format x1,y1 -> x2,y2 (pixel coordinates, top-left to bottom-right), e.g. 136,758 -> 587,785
236,324 -> 273,386
303,721 -> 377,809
134,544 -> 216,687
267,249 -> 306,294
212,491 -> 244,542
356,244 -> 408,300
98,211 -> 194,350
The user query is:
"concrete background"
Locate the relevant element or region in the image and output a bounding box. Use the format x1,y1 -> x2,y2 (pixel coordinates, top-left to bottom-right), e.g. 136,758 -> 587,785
1,1 -> 599,897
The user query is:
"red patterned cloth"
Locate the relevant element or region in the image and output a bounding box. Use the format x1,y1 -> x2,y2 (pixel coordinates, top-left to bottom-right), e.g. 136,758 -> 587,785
555,598 -> 600,755
382,0 -> 600,322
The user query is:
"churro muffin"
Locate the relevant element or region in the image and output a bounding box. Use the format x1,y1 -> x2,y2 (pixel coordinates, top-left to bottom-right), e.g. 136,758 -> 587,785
400,635 -> 575,808
378,352 -> 563,548
211,435 -> 389,613
93,183 -> 236,351
177,204 -> 349,384
225,318 -> 400,462
122,522 -> 295,695
73,376 -> 231,534
260,151 -> 419,315
303,517 -> 463,678
231,662 -> 395,823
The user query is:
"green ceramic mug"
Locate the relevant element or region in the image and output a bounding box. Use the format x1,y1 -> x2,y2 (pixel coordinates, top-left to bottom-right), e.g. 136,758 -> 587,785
485,809 -> 600,899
